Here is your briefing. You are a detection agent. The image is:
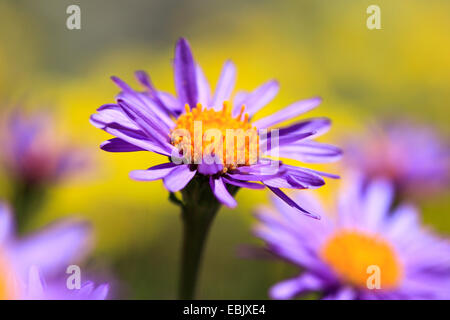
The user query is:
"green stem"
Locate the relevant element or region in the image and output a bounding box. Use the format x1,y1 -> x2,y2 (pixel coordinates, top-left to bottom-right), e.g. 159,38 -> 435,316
174,176 -> 238,300
179,200 -> 218,300
11,181 -> 46,234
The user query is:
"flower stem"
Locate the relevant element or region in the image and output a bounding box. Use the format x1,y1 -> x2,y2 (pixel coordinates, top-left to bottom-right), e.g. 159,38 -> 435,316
173,176 -> 238,300
179,201 -> 218,300
11,181 -> 46,234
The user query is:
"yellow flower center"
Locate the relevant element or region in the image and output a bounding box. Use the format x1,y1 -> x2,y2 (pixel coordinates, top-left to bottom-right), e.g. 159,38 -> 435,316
320,230 -> 402,289
171,102 -> 259,172
0,250 -> 20,300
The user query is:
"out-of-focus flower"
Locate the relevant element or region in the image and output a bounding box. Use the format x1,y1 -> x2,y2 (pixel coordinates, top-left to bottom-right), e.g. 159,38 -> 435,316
0,110 -> 86,187
345,122 -> 449,198
255,175 -> 450,299
90,38 -> 340,218
0,202 -> 109,300
0,109 -> 88,230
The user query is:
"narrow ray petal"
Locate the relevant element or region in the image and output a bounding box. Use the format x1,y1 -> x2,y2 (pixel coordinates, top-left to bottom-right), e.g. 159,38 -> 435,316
129,163 -> 178,181
266,187 -> 320,219
163,165 -> 197,192
196,64 -> 211,106
233,80 -> 279,117
174,38 -> 198,108
253,97 -> 322,128
210,177 -> 237,208
100,138 -> 146,152
212,60 -> 236,110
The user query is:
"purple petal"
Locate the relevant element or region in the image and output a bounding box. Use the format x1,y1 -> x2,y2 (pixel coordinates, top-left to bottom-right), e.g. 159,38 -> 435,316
299,167 -> 340,179
228,162 -> 285,181
103,123 -> 172,156
196,64 -> 211,106
253,213 -> 331,275
75,282 -> 94,298
212,60 -> 236,110
233,80 -> 279,117
114,99 -> 170,149
0,203 -> 14,243
40,280 -> 110,300
197,163 -> 223,175
262,176 -> 307,189
110,76 -> 134,92
117,90 -> 175,129
117,99 -> 170,143
268,118 -> 331,143
271,192 -> 330,238
64,281 -> 109,300
253,97 -> 322,128
89,283 -> 110,300
233,91 -> 249,111
174,38 -> 198,108
284,165 -> 326,188
135,70 -> 153,89
100,138 -> 146,152
276,141 -> 342,163
129,163 -> 178,181
336,173 -> 365,227
385,204 -> 420,241
362,179 -> 394,230
135,70 -> 177,117
266,187 -> 320,219
210,177 -> 237,208
259,165 -> 326,189
54,151 -> 87,179
270,273 -> 324,300
157,91 -> 182,114
233,160 -> 284,176
90,104 -> 140,131
264,131 -> 317,152
26,266 -> 45,299
227,173 -> 280,181
323,287 -> 356,300
163,164 -> 196,192
7,112 -> 46,162
222,176 -> 265,189
10,220 -> 91,278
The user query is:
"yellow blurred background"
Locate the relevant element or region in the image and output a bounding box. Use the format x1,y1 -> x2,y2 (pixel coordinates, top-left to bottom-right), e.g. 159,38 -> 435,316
0,0 -> 448,298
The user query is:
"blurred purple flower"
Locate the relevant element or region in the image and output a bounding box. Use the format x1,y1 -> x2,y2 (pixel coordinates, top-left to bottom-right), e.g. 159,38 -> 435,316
90,38 -> 341,218
0,110 -> 86,186
255,174 -> 450,300
0,202 -> 109,300
345,122 -> 449,198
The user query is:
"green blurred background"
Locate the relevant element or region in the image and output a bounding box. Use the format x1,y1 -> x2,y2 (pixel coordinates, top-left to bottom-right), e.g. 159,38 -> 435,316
0,0 -> 448,298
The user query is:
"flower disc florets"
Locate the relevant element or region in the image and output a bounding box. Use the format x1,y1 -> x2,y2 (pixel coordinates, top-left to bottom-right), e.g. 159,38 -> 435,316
171,102 -> 259,172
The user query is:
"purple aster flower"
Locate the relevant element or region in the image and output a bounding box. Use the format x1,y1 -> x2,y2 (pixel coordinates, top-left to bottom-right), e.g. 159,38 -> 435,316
0,109 -> 88,230
90,38 -> 340,218
345,122 -> 449,199
0,110 -> 86,186
255,174 -> 450,300
0,202 -> 109,300
90,38 -> 340,299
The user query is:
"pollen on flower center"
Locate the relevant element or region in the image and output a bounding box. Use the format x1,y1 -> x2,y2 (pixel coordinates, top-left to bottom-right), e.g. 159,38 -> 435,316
320,230 -> 402,289
0,250 -> 19,299
170,102 -> 259,172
